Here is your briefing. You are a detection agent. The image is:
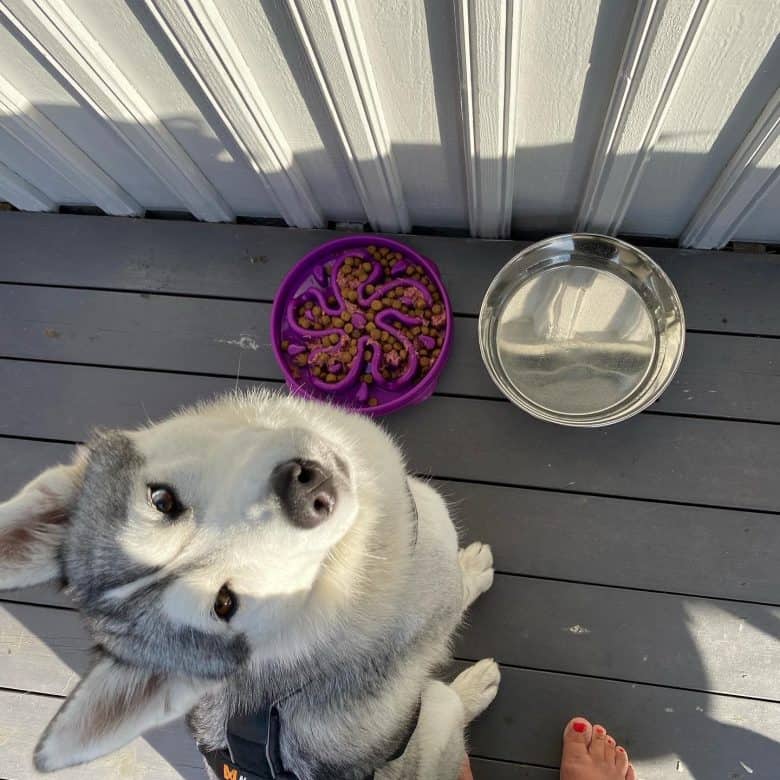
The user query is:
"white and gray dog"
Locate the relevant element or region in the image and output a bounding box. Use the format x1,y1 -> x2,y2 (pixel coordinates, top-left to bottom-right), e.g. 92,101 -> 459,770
0,391 -> 499,778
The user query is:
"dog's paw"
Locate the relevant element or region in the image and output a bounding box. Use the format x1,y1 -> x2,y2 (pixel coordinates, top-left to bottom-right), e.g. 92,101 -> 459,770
451,658 -> 500,722
459,542 -> 494,609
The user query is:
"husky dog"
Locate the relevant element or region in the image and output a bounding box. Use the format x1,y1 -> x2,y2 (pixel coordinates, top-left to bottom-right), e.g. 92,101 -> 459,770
0,391 -> 498,778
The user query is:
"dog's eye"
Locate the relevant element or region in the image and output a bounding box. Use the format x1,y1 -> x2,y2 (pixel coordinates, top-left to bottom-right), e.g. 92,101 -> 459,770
148,485 -> 182,516
214,584 -> 237,621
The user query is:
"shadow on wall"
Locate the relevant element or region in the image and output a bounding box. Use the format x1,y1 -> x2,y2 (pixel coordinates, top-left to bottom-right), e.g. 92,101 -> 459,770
3,100 -> 779,243
0,3 -> 777,239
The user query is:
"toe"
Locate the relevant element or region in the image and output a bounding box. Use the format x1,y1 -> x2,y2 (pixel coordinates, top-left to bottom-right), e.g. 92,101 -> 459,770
561,717 -> 592,760
604,734 -> 617,764
615,746 -> 629,772
626,763 -> 637,780
589,724 -> 607,760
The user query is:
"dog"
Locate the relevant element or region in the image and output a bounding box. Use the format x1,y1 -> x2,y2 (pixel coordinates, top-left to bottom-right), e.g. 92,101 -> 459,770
0,390 -> 499,778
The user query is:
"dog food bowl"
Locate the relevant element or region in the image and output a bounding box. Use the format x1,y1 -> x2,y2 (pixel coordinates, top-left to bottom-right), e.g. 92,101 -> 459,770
271,235 -> 452,415
479,234 -> 685,427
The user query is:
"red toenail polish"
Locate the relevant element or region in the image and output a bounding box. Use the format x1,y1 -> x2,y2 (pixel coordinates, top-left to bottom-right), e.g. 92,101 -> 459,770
617,747 -> 625,753
572,721 -> 586,733
595,726 -> 605,735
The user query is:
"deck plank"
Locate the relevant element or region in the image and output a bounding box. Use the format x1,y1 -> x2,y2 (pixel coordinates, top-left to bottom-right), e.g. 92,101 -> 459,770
395,396 -> 780,512
456,662 -> 780,779
455,576 -> 780,699
1,599 -> 779,779
3,435 -> 780,606
3,580 -> 778,701
0,691 -> 202,779
1,361 -> 778,511
4,439 -> 780,606
467,758 -> 557,779
1,213 -> 778,335
1,285 -> 778,422
1,214 -> 779,777
0,601 -> 91,695
443,479 -> 780,604
1,599 -> 778,780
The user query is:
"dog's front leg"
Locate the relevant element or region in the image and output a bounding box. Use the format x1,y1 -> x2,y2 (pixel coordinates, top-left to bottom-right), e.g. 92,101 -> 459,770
458,541 -> 494,611
388,660 -> 501,779
379,679 -> 472,780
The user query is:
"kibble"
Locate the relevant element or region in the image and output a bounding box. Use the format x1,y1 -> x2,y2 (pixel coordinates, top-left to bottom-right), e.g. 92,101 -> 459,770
286,246 -> 447,403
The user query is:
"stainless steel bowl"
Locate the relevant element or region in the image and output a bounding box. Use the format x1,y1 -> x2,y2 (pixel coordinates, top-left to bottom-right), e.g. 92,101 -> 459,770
479,234 -> 685,427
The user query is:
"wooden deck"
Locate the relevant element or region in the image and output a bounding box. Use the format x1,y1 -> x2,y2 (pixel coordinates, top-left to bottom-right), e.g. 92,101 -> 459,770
0,212 -> 778,779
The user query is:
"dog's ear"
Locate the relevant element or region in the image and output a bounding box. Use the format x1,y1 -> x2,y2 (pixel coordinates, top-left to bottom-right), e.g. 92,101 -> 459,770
34,653 -> 214,772
0,450 -> 87,589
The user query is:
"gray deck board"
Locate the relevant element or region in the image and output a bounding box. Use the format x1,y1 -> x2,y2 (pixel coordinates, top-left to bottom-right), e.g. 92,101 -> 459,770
0,690 -> 203,779
0,214 -> 778,779
455,576 -> 780,699
394,397 -> 780,511
1,285 -> 779,423
456,662 -> 780,778
1,212 -> 778,335
2,360 -> 779,511
467,758 -> 558,779
2,598 -> 779,780
444,479 -> 780,604
3,581 -> 777,700
4,439 -> 780,606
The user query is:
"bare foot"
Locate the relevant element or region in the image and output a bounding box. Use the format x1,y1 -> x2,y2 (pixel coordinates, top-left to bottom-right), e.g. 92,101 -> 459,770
560,717 -> 637,780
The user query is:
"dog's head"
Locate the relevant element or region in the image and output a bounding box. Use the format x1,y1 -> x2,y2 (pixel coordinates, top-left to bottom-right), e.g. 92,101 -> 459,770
0,391 -> 407,771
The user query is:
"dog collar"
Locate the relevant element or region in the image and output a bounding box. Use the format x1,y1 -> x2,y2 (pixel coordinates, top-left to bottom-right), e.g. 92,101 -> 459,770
201,699 -> 296,780
200,694 -> 420,780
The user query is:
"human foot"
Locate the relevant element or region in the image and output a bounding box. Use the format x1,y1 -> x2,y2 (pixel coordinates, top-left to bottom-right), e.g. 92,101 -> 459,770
560,717 -> 636,780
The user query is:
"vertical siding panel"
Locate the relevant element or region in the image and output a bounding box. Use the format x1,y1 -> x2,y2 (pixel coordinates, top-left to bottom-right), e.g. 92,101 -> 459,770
0,0 -> 773,241
0,158 -> 54,210
454,0 -> 521,238
0,0 -> 233,221
576,0 -> 712,235
144,0 -> 323,228
680,87 -> 780,248
287,0 -> 409,232
0,70 -> 140,214
353,0 -> 467,229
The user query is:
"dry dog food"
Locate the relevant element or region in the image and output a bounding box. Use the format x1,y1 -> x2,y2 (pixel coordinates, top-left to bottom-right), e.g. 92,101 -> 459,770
283,245 -> 447,405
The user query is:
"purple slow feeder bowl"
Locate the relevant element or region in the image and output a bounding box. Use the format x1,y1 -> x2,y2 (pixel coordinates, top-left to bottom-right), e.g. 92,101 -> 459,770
271,235 -> 453,416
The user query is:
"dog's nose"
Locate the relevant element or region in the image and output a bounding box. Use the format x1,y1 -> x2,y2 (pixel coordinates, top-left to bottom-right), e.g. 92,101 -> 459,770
271,459 -> 336,528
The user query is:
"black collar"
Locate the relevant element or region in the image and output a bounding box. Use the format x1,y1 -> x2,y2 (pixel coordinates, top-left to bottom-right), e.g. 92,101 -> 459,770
200,693 -> 420,780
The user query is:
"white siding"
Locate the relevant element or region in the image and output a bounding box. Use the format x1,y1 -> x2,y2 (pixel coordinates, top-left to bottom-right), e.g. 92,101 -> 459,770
518,0 -> 636,233
733,174 -> 780,243
623,0 -> 780,240
0,0 -> 776,245
358,0 -> 467,228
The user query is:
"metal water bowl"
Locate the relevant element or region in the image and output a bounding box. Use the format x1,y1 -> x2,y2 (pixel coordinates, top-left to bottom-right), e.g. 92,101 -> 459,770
479,234 -> 685,427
